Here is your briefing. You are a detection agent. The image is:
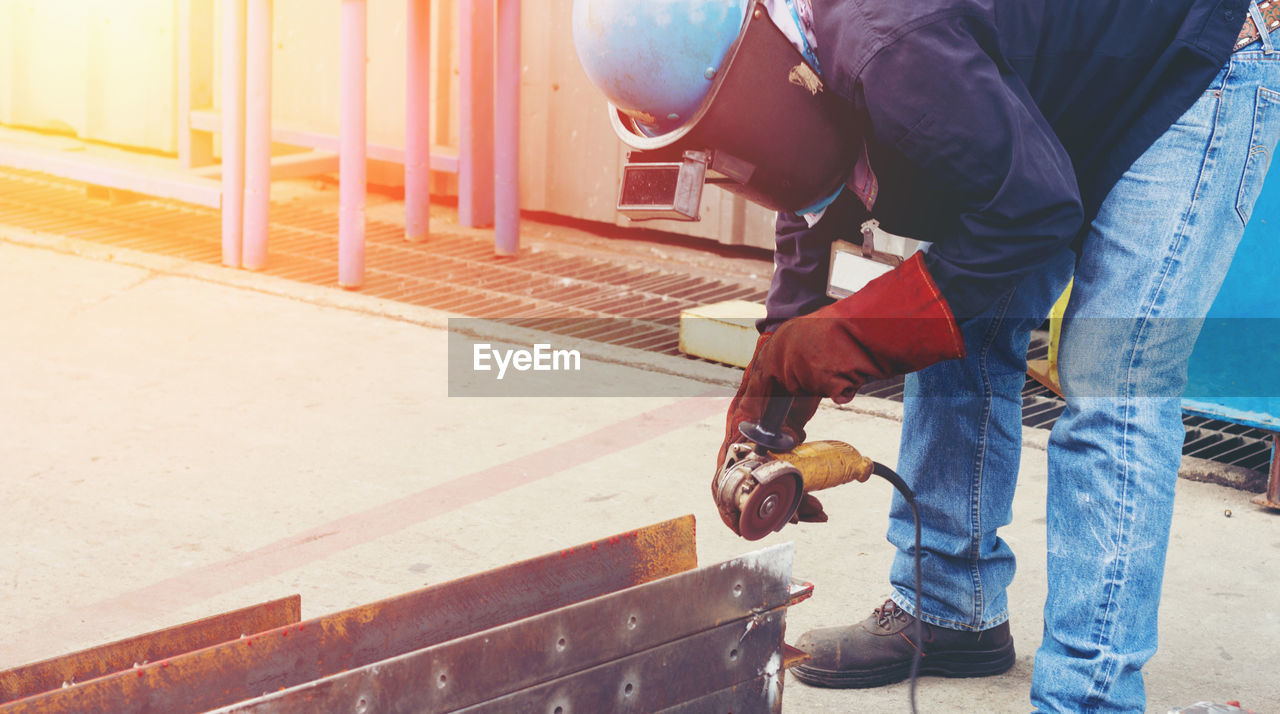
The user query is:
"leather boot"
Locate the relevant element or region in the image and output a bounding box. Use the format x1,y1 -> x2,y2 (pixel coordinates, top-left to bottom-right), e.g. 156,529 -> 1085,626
790,599 -> 1016,688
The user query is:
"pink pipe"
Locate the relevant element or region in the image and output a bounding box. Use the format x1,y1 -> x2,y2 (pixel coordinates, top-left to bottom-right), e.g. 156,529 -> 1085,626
220,0 -> 246,268
494,0 -> 520,255
405,0 -> 431,243
458,0 -> 494,228
339,0 -> 368,288
242,0 -> 273,270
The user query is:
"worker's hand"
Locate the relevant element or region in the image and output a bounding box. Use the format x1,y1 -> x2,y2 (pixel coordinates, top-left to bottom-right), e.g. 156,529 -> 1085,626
745,253 -> 965,404
713,332 -> 822,532
792,493 -> 829,523
714,333 -> 822,468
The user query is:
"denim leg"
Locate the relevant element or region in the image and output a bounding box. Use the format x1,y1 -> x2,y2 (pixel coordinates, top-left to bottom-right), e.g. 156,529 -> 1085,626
888,249 -> 1073,631
1032,44 -> 1280,712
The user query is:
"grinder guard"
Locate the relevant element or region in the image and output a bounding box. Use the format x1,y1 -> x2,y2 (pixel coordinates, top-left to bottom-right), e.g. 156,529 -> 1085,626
610,3 -> 858,220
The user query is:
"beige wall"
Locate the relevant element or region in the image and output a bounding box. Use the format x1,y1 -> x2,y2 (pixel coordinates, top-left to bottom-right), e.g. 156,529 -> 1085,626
2,0 -> 178,151
1,0 -> 778,248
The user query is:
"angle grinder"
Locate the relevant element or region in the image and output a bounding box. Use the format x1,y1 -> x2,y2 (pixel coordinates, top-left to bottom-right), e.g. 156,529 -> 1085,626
713,395 -> 879,540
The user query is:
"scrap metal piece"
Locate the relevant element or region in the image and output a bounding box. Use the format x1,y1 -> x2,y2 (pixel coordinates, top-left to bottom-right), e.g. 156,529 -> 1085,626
212,543 -> 794,713
0,516 -> 697,714
781,643 -> 811,669
0,596 -> 300,705
787,578 -> 815,607
1250,433 -> 1280,511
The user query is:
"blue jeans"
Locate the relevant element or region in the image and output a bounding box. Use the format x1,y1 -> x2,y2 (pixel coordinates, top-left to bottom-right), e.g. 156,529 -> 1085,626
887,22 -> 1280,713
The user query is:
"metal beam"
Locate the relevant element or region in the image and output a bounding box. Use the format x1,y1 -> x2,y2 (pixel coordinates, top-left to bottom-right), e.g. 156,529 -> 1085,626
0,144 -> 221,208
187,110 -> 460,174
213,544 -> 793,713
457,611 -> 787,713
657,675 -> 781,714
192,151 -> 339,181
0,597 -> 300,704
0,517 -> 697,714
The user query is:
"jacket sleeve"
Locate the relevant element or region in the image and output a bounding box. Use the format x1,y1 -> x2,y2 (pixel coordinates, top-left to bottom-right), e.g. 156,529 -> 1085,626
859,14 -> 1084,320
761,189 -> 870,332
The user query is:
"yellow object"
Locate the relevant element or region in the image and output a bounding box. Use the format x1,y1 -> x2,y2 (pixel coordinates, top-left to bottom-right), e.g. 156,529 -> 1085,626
773,440 -> 874,492
678,300 -> 767,368
1047,280 -> 1073,382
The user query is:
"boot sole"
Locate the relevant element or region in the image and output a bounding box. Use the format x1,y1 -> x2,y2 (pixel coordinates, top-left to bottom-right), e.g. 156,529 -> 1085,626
789,645 -> 1016,689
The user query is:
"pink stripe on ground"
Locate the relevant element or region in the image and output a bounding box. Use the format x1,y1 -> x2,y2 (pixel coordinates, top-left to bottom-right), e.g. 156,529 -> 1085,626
0,395 -> 727,664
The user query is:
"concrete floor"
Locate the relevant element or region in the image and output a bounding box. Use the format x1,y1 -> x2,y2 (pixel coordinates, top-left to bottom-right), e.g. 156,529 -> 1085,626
0,233 -> 1276,712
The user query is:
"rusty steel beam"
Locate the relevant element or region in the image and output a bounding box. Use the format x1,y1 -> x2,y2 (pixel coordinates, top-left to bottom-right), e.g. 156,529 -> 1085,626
215,543 -> 794,713
657,675 -> 781,714
0,516 -> 697,714
0,596 -> 300,705
457,610 -> 788,712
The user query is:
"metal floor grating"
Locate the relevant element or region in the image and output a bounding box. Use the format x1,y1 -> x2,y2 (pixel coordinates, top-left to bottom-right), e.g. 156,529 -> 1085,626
1,167 -> 1271,475
0,168 -> 766,357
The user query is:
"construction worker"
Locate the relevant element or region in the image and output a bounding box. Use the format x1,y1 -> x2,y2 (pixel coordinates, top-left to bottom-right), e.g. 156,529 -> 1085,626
573,0 -> 1280,710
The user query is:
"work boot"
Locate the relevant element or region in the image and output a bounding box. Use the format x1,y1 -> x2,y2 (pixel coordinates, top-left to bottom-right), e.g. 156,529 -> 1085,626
790,599 -> 1015,688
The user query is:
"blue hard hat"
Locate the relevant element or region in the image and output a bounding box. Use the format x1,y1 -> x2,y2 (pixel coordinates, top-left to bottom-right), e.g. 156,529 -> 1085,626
572,0 -> 752,136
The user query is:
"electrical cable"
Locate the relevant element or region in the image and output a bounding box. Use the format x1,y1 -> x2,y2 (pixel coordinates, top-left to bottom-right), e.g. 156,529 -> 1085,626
872,461 -> 923,714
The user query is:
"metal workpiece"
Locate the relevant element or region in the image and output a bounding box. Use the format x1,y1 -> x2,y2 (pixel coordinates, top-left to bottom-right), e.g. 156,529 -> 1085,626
1251,433 -> 1280,510
0,516 -> 805,713
0,517 -> 698,714
457,613 -> 788,714
215,543 -> 796,713
655,674 -> 782,713
0,597 -> 301,705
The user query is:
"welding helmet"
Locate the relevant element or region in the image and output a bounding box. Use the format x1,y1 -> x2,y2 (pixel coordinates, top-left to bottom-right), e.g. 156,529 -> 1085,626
572,0 -> 858,220
572,0 -> 752,136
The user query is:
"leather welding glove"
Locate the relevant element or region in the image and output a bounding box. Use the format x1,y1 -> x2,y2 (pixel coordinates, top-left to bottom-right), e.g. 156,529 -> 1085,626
715,332 -> 825,531
746,252 -> 965,406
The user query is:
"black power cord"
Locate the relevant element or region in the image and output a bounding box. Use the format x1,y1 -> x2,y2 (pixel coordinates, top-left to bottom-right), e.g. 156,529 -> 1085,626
872,461 -> 924,714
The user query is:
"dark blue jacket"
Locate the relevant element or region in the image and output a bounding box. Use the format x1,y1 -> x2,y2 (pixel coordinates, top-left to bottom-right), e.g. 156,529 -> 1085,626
766,0 -> 1251,326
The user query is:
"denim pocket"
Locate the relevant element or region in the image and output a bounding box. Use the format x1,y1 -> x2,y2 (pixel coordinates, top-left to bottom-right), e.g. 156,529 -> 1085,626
1236,86 -> 1280,225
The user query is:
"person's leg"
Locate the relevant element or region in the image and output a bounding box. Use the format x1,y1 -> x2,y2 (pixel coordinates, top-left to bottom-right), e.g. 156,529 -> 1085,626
789,242 -> 1073,690
888,250 -> 1073,630
1032,40 -> 1280,712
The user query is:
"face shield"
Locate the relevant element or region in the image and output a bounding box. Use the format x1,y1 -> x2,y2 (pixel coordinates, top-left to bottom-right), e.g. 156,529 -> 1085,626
575,1 -> 858,221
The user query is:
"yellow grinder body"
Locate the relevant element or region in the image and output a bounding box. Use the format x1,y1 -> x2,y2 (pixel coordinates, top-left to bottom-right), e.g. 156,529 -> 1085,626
714,440 -> 875,540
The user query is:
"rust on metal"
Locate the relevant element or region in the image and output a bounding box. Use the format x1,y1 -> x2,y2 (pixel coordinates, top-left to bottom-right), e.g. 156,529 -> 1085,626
628,513 -> 698,583
456,611 -> 788,713
0,516 -> 698,714
216,543 -> 792,713
787,578 -> 814,607
657,675 -> 782,714
1026,359 -> 1063,397
781,643 -> 811,670
0,596 -> 300,705
1251,433 -> 1280,511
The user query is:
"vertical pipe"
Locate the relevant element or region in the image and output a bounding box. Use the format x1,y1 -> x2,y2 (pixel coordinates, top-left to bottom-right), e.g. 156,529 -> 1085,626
1268,433 -> 1280,506
179,0 -> 215,169
405,0 -> 431,243
242,0 -> 273,270
459,0 -> 495,228
339,0 -> 368,288
220,0 -> 246,268
494,0 -> 520,255
178,0 -> 196,166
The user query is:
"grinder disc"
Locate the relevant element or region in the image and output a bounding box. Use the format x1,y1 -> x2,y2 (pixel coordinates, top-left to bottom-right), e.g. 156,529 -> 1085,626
738,474 -> 803,541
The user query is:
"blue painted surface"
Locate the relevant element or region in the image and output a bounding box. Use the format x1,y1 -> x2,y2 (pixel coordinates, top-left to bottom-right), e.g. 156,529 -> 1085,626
571,0 -> 751,135
1184,162 -> 1280,431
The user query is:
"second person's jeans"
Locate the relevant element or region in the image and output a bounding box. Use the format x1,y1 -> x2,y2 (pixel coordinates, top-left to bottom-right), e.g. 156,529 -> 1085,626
886,22 -> 1280,713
